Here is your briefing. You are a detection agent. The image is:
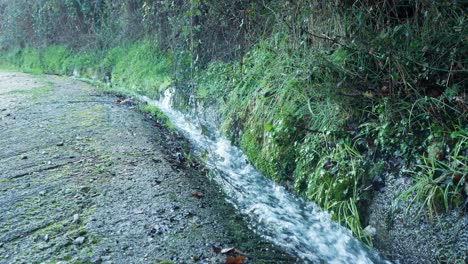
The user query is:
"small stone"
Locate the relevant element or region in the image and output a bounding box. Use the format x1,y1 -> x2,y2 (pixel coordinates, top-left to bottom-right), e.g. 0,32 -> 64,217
44,234 -> 49,242
1,108 -> 6,112
80,186 -> 91,193
90,256 -> 102,264
56,142 -> 64,146
372,176 -> 385,193
72,214 -> 80,224
363,225 -> 377,237
39,191 -> 46,196
74,236 -> 85,245
21,155 -> 28,160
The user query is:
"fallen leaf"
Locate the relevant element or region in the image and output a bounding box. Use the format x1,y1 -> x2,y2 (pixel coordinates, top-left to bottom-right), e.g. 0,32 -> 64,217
225,256 -> 246,264
115,99 -> 129,104
191,192 -> 204,199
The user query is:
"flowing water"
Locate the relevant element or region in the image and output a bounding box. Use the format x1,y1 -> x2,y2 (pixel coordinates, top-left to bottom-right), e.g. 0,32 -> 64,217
138,89 -> 389,264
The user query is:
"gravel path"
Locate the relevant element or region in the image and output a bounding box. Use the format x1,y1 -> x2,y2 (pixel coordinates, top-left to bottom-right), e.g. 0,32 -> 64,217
0,72 -> 295,264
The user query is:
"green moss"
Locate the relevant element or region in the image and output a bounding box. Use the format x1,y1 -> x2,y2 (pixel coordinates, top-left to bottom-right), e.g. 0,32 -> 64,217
4,82 -> 53,98
138,103 -> 174,130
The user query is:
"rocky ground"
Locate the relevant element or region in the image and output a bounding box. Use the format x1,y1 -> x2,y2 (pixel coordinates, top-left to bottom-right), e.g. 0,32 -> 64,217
0,72 -> 295,264
367,172 -> 467,264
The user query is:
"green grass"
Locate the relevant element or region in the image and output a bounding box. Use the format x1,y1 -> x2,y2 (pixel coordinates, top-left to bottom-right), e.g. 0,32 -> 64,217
193,27 -> 467,246
398,130 -> 467,218
138,103 -> 175,130
193,35 -> 376,241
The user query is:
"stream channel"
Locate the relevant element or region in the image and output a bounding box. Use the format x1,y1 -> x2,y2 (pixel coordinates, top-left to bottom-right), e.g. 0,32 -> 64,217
137,88 -> 390,264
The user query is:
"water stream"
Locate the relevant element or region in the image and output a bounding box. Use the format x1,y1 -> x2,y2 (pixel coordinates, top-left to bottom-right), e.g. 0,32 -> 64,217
138,89 -> 389,264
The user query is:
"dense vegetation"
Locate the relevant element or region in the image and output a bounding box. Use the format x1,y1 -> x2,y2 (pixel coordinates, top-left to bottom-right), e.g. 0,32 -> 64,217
1,0 -> 466,256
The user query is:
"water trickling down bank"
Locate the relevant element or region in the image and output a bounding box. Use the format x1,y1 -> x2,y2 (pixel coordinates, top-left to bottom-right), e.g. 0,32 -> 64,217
138,89 -> 389,264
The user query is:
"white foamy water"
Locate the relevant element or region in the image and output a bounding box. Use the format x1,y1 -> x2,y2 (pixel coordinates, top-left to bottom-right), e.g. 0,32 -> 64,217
138,89 -> 389,263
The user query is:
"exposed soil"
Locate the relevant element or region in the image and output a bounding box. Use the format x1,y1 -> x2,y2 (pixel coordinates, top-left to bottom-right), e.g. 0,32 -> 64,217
0,72 -> 295,264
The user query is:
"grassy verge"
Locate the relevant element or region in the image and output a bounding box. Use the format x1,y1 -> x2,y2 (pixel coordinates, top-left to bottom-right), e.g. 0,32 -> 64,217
0,41 -> 174,128
194,31 -> 467,245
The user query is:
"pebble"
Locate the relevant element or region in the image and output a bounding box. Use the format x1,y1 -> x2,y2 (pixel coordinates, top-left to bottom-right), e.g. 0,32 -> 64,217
363,225 -> 377,237
72,214 -> 80,224
74,236 -> 85,245
21,155 -> 28,160
39,191 -> 46,196
80,186 -> 91,193
44,234 -> 49,242
56,141 -> 64,146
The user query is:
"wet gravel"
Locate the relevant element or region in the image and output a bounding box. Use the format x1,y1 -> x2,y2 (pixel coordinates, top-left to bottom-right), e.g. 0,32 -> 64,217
367,172 -> 467,263
0,72 -> 295,263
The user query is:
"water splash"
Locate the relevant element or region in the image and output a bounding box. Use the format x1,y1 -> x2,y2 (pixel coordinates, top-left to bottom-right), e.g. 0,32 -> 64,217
138,89 -> 389,264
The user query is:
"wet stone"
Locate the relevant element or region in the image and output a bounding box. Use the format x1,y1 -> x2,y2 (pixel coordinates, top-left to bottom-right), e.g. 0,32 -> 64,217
74,237 -> 86,245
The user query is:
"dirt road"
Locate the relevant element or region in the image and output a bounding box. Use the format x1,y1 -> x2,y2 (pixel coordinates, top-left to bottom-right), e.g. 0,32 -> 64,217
0,72 -> 294,263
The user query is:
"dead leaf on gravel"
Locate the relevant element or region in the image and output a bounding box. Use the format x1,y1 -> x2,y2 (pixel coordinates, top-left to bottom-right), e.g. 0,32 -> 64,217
191,192 -> 204,199
225,256 -> 246,264
115,99 -> 130,104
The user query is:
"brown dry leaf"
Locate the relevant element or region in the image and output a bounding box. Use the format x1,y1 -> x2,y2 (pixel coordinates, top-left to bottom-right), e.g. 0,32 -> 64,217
116,99 -> 129,104
225,256 -> 246,264
191,192 -> 204,199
